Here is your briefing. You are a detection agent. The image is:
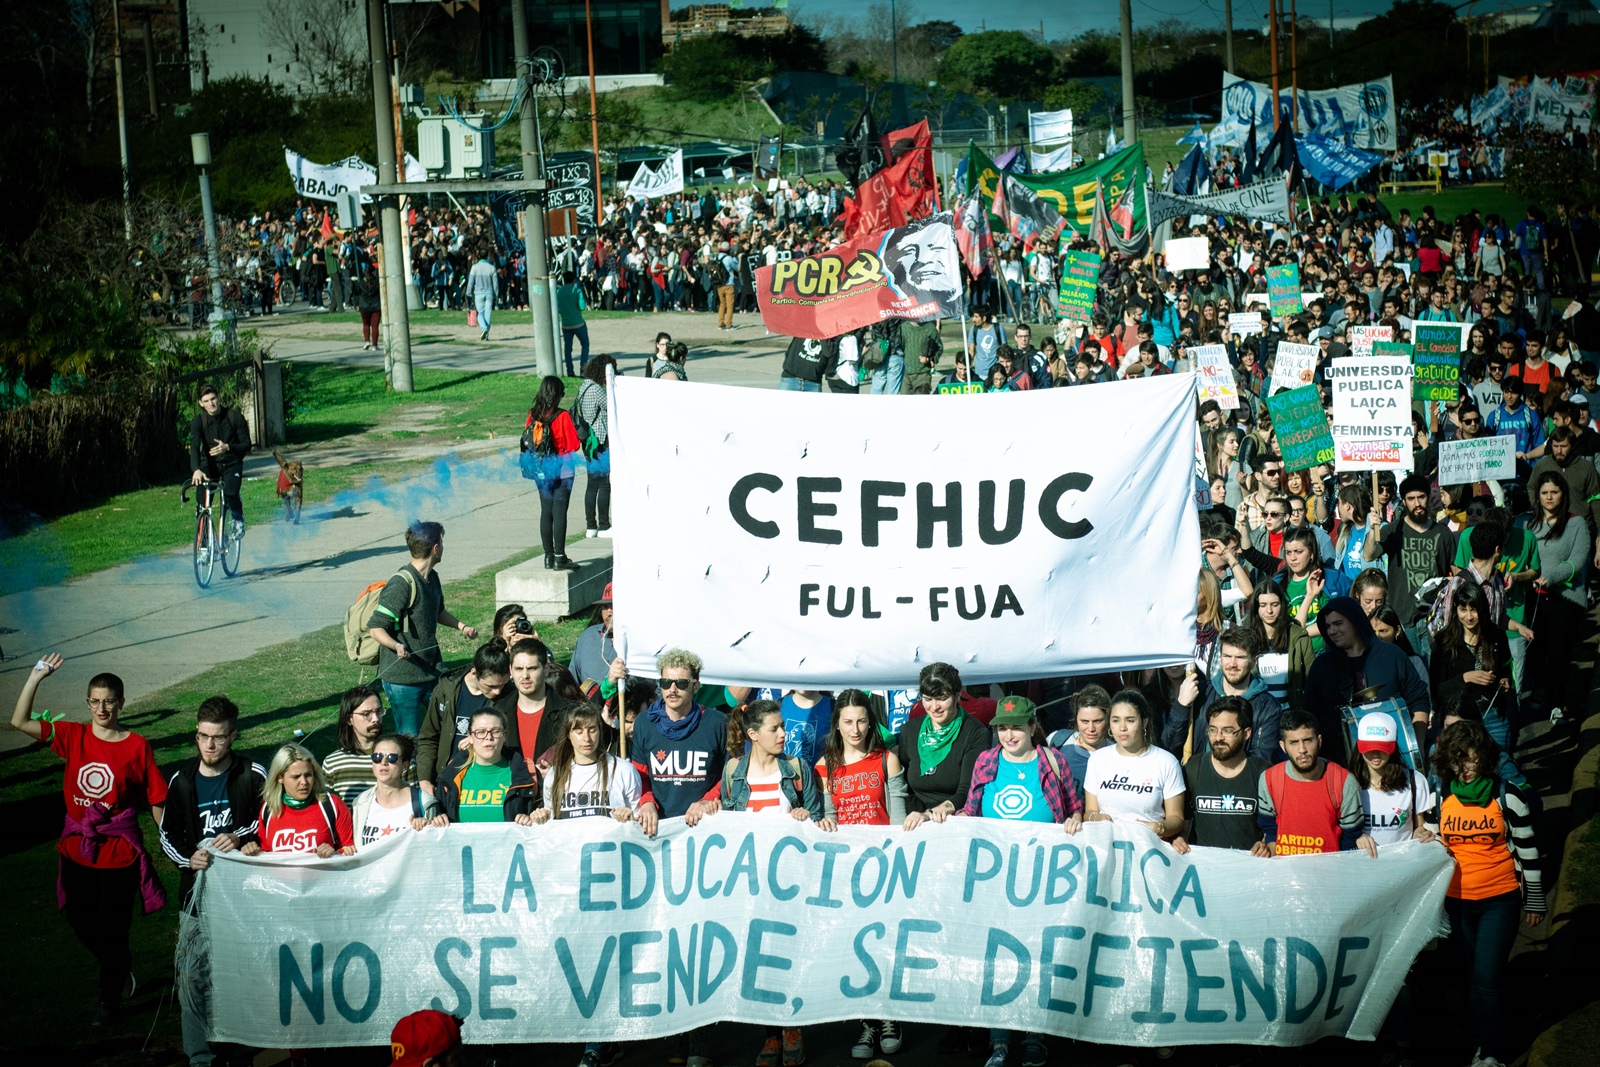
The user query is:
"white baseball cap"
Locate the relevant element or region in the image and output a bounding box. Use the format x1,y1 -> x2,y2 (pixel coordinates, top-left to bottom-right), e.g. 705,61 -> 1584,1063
1356,712 -> 1399,754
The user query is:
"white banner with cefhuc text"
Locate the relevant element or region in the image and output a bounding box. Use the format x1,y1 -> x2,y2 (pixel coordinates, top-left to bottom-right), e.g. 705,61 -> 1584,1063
607,374 -> 1202,688
187,818 -> 1454,1049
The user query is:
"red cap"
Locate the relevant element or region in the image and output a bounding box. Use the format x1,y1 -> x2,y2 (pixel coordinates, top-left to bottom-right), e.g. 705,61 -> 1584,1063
390,1011 -> 462,1067
600,581 -> 614,603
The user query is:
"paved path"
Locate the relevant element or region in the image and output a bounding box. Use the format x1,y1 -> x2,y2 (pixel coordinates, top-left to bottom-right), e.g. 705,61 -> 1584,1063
0,312 -> 787,752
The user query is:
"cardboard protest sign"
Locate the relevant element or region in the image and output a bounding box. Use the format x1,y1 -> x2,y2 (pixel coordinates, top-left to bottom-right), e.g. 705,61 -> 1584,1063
192,819 -> 1453,1049
1165,237 -> 1210,272
1266,385 -> 1336,470
1229,311 -> 1264,336
1413,322 -> 1467,402
1439,435 -> 1517,483
610,374 -> 1201,688
936,381 -> 985,395
1267,262 -> 1302,319
1269,342 -> 1319,396
1330,356 -> 1414,471
1194,345 -> 1239,409
1056,249 -> 1102,320
1349,325 -> 1393,359
755,212 -> 963,339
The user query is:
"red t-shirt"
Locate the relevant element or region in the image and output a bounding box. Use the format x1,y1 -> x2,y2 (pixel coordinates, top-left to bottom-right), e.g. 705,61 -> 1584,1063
820,751 -> 891,826
48,720 -> 167,870
1517,360 -> 1554,394
516,706 -> 545,772
258,795 -> 355,853
1269,530 -> 1285,559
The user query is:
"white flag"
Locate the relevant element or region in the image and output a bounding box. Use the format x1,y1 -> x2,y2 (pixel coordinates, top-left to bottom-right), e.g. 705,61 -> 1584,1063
1028,108 -> 1074,145
628,149 -> 686,199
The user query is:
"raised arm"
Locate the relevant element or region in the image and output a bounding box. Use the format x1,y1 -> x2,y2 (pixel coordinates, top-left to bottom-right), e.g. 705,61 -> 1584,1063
9,653 -> 62,741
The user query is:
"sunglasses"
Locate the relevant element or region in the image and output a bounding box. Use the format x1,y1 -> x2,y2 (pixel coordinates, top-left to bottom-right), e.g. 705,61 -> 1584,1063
660,678 -> 694,691
370,752 -> 405,765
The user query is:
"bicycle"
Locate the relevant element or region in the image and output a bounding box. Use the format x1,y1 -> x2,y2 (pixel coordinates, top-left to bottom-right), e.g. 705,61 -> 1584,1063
182,480 -> 241,588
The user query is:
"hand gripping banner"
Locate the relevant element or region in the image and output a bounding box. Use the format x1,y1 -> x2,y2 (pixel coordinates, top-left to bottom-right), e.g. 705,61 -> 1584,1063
187,818 -> 1454,1049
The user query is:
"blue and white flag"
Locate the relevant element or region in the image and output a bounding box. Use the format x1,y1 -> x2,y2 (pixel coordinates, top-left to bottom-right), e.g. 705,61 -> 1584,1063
1296,135 -> 1383,190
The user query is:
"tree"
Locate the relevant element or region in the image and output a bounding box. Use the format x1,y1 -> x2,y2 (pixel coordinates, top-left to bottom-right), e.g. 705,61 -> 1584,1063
1043,80 -> 1107,117
735,25 -> 829,73
659,35 -> 758,103
261,0 -> 366,94
907,20 -> 963,56
938,31 -> 1056,100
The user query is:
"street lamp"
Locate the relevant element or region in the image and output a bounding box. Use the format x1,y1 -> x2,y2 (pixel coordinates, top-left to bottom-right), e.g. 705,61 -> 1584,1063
191,132 -> 233,344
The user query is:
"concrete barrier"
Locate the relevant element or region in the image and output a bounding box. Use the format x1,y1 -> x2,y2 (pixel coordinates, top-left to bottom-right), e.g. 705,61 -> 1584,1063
496,554 -> 611,621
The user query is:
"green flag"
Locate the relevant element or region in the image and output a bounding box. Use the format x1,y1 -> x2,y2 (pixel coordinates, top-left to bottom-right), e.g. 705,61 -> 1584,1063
967,142 -> 1148,238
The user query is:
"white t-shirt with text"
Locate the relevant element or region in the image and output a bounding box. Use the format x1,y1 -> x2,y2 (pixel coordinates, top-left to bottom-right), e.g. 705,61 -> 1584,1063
1083,745 -> 1186,824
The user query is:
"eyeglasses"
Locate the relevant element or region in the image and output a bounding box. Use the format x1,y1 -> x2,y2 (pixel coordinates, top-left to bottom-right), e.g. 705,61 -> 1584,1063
469,729 -> 504,740
1289,505 -> 1306,514
1461,417 -> 1481,425
1206,727 -> 1243,738
660,678 -> 694,691
370,752 -> 405,765
1262,469 -> 1284,477
196,732 -> 232,746
87,699 -> 121,711
1265,510 -> 1287,519
352,708 -> 383,719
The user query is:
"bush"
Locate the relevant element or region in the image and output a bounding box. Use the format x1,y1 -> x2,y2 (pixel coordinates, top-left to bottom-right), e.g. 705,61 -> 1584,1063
660,35 -> 760,102
1505,140 -> 1600,211
938,31 -> 1056,100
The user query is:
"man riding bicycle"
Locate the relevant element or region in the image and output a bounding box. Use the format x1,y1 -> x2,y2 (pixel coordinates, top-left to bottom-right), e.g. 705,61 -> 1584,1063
189,382 -> 252,550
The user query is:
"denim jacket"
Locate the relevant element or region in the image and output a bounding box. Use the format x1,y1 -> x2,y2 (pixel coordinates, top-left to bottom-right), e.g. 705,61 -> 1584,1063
720,754 -> 825,820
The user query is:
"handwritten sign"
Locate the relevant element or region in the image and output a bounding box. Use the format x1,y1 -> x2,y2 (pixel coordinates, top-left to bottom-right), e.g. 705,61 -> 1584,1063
1270,341 -> 1319,396
1349,325 -> 1393,359
1194,344 -> 1239,409
1056,250 -> 1102,320
1266,385 -> 1336,470
1267,262 -> 1302,319
1413,322 -> 1466,402
1439,435 -> 1517,483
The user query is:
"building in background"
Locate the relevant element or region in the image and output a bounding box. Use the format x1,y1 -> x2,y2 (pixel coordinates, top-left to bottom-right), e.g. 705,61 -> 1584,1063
664,4 -> 791,50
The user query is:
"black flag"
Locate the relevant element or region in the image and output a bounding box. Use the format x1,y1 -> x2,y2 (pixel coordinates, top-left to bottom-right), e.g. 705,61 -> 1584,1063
834,111 -> 886,191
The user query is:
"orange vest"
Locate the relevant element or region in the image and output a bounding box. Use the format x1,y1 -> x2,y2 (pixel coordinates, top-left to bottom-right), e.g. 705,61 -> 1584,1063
1439,794 -> 1520,900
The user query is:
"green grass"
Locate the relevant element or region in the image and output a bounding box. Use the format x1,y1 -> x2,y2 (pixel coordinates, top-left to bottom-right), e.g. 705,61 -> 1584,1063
1379,184 -> 1527,224
0,545 -> 595,1064
0,364 -> 579,588
614,86 -> 780,143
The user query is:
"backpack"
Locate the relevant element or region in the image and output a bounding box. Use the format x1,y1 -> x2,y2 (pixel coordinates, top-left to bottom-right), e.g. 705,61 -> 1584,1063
719,257 -> 737,287
345,569 -> 419,664
569,393 -> 604,460
520,412 -> 558,458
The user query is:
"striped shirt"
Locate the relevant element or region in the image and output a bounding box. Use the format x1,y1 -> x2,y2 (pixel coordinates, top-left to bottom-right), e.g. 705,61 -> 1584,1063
744,767 -> 790,815
322,749 -> 378,809
1429,777 -> 1545,912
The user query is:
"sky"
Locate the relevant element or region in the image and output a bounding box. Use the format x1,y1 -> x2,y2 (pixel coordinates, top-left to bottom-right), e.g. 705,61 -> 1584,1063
775,0 -> 1561,38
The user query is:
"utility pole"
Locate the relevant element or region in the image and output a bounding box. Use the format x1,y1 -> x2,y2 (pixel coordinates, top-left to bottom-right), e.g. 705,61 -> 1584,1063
111,0 -> 133,241
1290,0 -> 1299,132
1268,0 -> 1282,132
512,0 -> 560,377
585,0 -> 603,210
1119,0 -> 1136,148
366,0 -> 414,392
1224,0 -> 1234,70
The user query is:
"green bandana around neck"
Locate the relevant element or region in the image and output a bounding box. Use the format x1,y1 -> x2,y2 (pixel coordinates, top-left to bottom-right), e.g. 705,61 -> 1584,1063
1450,775 -> 1494,807
917,707 -> 966,774
283,792 -> 314,810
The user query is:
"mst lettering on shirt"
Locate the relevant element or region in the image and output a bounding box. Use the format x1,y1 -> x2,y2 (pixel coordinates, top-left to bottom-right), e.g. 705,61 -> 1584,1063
261,796 -> 353,853
459,761 -> 512,822
823,752 -> 890,826
1439,794 -> 1521,900
47,720 -> 168,869
981,753 -> 1055,824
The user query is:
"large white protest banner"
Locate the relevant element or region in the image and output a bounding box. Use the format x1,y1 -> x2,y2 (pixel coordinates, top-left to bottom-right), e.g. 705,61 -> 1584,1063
1330,356 -> 1413,472
188,818 -> 1453,1049
1270,342 -> 1319,396
1029,108 -> 1075,147
285,148 -> 425,203
628,149 -> 685,198
1439,435 -> 1518,483
1214,72 -> 1397,151
607,375 -> 1200,688
1145,179 -> 1292,229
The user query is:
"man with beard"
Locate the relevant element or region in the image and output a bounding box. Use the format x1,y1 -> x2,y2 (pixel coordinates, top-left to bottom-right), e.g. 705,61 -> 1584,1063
1363,473 -> 1457,628
1171,697 -> 1270,854
1163,627 -> 1285,765
1256,709 -> 1376,857
322,687 -> 388,807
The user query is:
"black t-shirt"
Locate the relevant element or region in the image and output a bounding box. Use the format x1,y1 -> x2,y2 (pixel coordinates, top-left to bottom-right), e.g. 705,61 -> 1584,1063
194,769 -> 236,839
1183,755 -> 1267,851
454,683 -> 490,743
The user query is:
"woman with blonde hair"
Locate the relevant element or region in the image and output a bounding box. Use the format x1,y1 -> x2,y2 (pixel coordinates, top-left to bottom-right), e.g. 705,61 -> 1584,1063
242,743 -> 354,857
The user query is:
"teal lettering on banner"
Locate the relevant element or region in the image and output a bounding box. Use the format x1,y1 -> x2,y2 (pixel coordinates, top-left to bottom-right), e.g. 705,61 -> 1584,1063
205,819 -> 1452,1048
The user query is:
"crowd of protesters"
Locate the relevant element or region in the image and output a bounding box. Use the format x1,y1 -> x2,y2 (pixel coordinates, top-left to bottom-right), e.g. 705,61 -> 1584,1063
29,95 -> 1600,1067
